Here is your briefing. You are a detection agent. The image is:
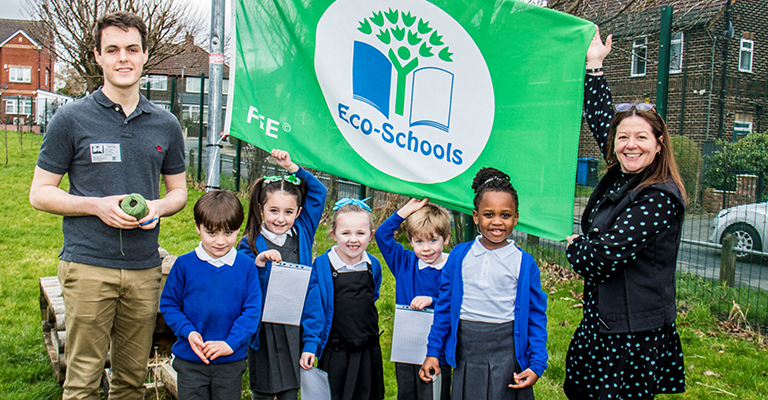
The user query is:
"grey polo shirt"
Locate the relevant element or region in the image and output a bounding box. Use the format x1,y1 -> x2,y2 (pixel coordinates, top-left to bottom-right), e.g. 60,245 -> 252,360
37,89 -> 186,269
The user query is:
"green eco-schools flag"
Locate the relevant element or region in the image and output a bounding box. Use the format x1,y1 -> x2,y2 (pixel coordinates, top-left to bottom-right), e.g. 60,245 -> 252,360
226,0 -> 595,240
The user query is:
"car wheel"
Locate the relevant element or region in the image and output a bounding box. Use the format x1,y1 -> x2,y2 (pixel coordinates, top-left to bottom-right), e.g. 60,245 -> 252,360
721,223 -> 763,262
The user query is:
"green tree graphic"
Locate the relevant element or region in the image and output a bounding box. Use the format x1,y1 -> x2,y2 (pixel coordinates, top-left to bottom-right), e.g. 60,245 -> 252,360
358,9 -> 453,116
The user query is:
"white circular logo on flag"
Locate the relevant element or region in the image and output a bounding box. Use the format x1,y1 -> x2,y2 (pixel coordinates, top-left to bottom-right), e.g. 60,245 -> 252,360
316,0 -> 494,183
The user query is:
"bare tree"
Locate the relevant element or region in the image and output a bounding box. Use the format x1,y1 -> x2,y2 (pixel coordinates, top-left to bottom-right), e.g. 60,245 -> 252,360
25,0 -> 206,92
547,0 -> 724,30
54,65 -> 87,97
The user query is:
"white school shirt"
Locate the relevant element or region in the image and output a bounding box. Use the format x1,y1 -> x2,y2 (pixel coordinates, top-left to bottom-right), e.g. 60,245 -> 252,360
459,236 -> 521,323
194,243 -> 237,268
260,224 -> 294,246
417,253 -> 449,270
328,246 -> 371,273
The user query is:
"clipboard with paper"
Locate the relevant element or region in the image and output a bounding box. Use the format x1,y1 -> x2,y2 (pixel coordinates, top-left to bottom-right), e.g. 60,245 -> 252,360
261,261 -> 312,325
390,305 -> 434,365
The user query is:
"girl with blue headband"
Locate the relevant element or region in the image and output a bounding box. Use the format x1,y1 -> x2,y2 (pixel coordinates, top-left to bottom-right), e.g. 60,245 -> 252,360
300,198 -> 385,400
237,149 -> 327,400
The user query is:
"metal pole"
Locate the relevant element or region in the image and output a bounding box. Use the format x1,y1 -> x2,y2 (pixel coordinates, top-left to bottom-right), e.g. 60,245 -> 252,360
359,184 -> 367,200
718,0 -> 733,140
235,138 -> 242,192
656,6 -> 673,120
205,0 -> 226,191
145,79 -> 151,100
197,73 -> 205,182
169,77 -> 176,116
464,215 -> 475,242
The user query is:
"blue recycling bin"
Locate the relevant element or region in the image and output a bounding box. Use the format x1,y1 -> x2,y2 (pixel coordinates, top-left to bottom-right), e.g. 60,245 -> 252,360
577,157 -> 600,187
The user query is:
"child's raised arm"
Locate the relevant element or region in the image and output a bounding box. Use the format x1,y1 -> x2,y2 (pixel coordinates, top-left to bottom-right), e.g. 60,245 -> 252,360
396,197 -> 429,219
271,149 -> 299,173
374,199 -> 426,278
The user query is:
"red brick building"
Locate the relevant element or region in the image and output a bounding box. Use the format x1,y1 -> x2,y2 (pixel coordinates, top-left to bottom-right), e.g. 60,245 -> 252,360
0,18 -> 55,125
0,19 -> 56,124
575,0 -> 767,159
141,34 -> 230,138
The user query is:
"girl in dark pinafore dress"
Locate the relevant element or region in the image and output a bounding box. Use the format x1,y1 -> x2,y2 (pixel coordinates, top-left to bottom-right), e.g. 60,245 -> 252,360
237,149 -> 327,400
300,199 -> 385,400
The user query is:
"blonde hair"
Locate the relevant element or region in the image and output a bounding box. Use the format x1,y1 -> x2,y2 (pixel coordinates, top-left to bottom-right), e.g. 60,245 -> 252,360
406,203 -> 451,240
330,204 -> 374,233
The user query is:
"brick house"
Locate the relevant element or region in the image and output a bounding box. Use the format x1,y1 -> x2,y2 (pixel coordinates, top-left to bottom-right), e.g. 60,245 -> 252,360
576,0 -> 767,160
0,18 -> 56,126
141,34 -> 230,139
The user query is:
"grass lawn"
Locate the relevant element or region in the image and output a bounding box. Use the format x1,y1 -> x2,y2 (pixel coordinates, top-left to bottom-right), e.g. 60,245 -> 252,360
1,132 -> 767,399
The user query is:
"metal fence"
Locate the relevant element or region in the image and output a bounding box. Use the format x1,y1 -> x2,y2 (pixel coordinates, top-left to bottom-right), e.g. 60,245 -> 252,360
191,140 -> 768,325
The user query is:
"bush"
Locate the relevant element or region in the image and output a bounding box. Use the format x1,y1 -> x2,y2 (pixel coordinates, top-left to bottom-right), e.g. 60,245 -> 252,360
703,132 -> 768,200
670,135 -> 703,207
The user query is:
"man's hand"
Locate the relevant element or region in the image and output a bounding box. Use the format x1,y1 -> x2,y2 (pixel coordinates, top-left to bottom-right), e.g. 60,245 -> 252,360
97,195 -> 142,229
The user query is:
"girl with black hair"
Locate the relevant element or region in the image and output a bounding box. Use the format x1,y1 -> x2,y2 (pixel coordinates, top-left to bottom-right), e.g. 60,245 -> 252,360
420,167 -> 548,400
237,149 -> 327,400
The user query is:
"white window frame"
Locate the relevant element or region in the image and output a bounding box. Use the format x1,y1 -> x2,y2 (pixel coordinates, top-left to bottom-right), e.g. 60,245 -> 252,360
182,104 -> 209,122
5,98 -> 32,115
151,100 -> 171,111
669,32 -> 683,74
5,99 -> 17,114
186,77 -> 229,95
734,120 -> 752,139
631,37 -> 648,77
140,75 -> 168,91
186,77 -> 207,94
9,67 -> 32,83
739,38 -> 754,73
20,98 -> 33,115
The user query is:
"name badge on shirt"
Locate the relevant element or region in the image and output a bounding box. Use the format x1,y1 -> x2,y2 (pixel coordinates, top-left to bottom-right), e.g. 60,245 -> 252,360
90,143 -> 121,163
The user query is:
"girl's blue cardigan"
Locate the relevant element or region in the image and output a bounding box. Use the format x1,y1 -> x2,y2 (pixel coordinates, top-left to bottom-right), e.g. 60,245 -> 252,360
237,166 -> 327,349
425,241 -> 549,377
300,250 -> 383,359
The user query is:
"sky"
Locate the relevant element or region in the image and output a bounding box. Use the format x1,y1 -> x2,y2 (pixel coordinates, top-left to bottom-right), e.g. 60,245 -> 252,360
0,0 -> 230,32
1,0 -> 27,19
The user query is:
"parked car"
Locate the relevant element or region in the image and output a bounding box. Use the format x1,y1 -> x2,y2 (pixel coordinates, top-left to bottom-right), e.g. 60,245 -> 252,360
709,202 -> 768,262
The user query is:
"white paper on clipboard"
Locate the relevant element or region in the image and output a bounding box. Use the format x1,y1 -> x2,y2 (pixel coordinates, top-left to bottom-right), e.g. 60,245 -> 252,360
261,261 -> 312,325
300,367 -> 331,400
390,305 -> 434,365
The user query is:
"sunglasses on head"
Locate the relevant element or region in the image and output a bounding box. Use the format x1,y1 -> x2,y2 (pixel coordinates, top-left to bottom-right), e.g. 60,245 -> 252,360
615,102 -> 655,112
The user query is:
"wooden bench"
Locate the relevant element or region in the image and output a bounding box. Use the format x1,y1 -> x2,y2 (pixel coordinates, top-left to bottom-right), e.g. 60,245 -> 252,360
39,248 -> 179,395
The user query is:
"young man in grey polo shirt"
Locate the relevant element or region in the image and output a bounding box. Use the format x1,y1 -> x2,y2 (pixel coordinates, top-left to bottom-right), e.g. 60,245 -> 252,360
29,11 -> 187,400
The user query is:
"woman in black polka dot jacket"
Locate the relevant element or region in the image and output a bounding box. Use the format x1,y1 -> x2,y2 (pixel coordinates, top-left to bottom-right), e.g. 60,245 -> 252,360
563,27 -> 688,400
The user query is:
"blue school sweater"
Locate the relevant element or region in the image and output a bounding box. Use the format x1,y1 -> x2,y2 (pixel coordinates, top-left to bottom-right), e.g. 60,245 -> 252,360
375,213 -> 444,307
236,166 -> 327,348
425,241 -> 549,377
375,213 -> 448,364
160,251 -> 262,364
301,250 -> 383,359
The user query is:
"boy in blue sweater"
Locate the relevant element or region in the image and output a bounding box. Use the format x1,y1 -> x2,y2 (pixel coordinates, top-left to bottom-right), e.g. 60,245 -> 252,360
161,190 -> 277,400
375,198 -> 452,400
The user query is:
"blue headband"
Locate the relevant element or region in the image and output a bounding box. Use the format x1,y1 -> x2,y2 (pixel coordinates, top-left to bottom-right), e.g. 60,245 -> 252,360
333,197 -> 372,212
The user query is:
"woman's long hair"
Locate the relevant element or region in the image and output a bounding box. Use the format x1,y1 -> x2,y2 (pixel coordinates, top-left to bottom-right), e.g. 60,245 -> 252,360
605,108 -> 688,203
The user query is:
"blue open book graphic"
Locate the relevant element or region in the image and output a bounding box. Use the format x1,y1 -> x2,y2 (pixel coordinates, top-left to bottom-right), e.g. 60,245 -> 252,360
409,67 -> 454,132
352,41 -> 392,118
